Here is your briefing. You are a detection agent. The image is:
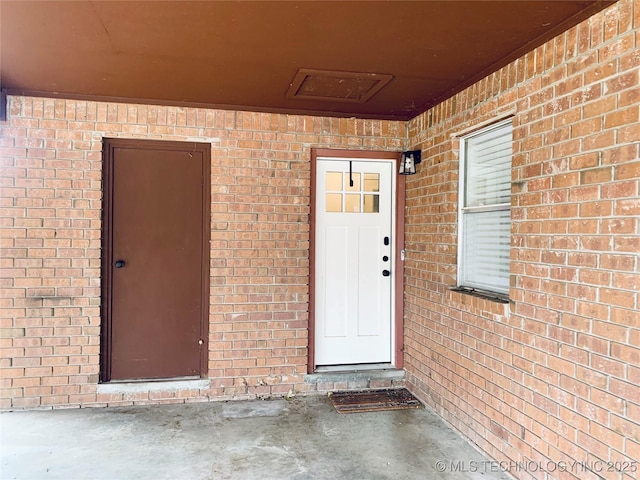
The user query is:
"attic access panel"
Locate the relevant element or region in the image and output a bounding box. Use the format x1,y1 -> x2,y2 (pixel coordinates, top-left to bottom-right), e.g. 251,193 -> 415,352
286,69 -> 393,104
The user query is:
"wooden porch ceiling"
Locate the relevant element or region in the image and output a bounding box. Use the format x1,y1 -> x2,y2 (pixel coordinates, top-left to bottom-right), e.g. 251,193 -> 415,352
1,1 -> 613,120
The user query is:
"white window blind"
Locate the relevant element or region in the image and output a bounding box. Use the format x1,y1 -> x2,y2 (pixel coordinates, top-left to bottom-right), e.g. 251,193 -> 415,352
458,120 -> 512,296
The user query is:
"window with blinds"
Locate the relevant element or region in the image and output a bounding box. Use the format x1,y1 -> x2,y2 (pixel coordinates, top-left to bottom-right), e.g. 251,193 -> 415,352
457,120 -> 512,297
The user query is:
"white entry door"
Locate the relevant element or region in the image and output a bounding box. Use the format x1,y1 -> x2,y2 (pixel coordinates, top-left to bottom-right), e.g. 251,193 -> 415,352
315,158 -> 393,366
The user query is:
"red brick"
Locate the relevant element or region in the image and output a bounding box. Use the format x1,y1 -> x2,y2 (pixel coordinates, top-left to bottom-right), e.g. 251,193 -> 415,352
614,198 -> 640,216
614,236 -> 640,252
615,161 -> 640,180
580,201 -> 613,217
600,254 -> 636,271
610,343 -> 639,364
580,166 -> 613,184
604,105 -> 639,129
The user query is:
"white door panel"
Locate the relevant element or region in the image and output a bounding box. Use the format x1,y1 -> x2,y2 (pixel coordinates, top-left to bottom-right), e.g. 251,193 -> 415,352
358,226 -> 383,336
325,226 -> 348,337
315,158 -> 393,366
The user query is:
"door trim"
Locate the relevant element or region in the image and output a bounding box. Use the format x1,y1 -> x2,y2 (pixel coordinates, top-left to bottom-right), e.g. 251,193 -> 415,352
100,138 -> 211,383
308,148 -> 405,373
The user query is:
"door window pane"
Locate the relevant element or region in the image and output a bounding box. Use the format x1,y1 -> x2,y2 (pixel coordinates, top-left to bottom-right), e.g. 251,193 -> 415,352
326,193 -> 342,212
345,173 -> 361,191
363,173 -> 379,192
326,172 -> 342,191
345,194 -> 361,213
363,194 -> 379,213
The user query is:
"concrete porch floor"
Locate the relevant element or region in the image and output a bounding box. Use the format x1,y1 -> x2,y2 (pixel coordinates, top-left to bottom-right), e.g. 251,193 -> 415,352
1,395 -> 511,480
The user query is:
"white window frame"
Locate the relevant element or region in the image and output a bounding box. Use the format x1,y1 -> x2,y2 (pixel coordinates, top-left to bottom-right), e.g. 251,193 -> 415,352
457,119 -> 512,298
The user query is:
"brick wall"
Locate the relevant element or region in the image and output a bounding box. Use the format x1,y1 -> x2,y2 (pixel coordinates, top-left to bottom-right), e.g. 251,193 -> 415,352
0,100 -> 405,408
404,1 -> 639,479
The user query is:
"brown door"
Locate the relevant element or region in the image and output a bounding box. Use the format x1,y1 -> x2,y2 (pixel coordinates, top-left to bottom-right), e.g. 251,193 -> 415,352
101,139 -> 210,382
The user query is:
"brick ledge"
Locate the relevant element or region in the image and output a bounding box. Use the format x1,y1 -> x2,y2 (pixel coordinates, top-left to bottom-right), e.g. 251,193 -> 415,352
97,379 -> 211,395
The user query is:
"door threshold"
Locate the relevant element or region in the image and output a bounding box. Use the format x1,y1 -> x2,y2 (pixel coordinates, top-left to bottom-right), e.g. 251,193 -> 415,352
97,378 -> 210,395
315,363 -> 394,373
107,376 -> 201,384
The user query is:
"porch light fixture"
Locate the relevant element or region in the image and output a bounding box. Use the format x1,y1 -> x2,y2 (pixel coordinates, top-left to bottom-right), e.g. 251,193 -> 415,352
399,150 -> 421,175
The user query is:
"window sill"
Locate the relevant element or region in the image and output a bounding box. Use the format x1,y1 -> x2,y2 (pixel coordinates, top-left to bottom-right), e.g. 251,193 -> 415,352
449,286 -> 509,304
